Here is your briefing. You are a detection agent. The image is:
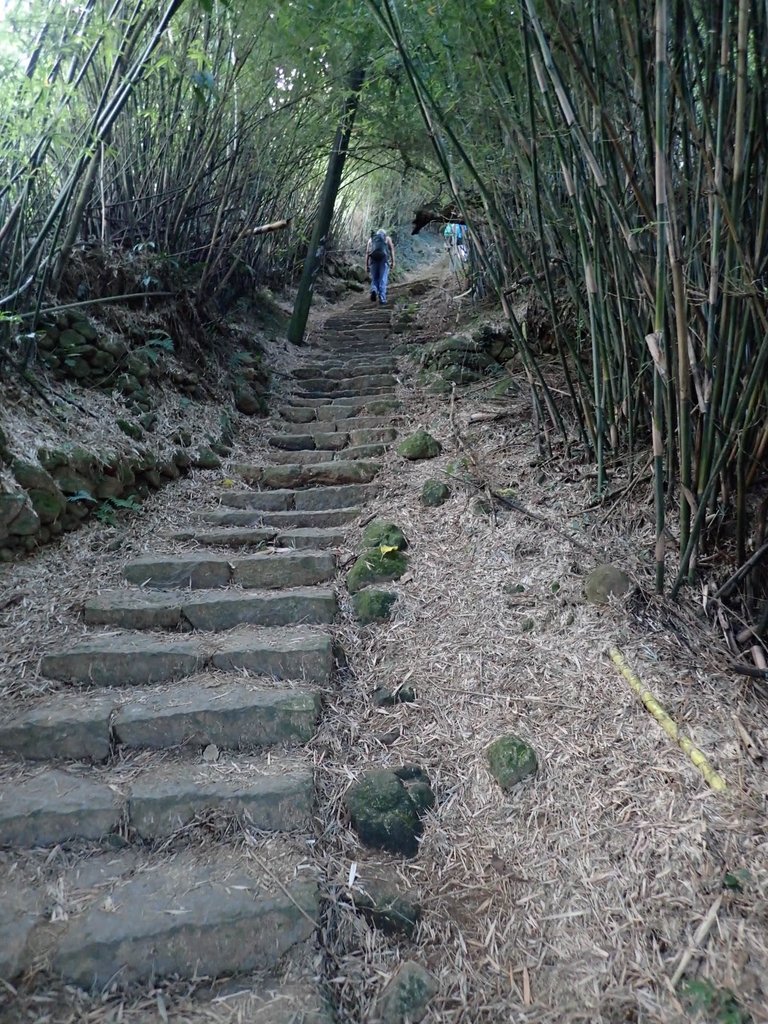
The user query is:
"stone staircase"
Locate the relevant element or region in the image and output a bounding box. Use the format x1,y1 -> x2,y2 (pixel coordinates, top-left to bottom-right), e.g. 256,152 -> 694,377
0,305 -> 398,1017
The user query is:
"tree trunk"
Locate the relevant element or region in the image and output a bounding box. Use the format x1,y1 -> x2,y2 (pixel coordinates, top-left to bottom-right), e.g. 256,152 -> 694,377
287,66 -> 365,345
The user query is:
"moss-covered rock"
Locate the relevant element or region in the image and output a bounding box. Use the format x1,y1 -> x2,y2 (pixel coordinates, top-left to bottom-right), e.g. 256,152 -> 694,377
487,735 -> 538,791
374,961 -> 437,1024
397,430 -> 441,461
12,460 -> 67,525
362,520 -> 408,551
117,419 -> 143,441
421,479 -> 450,507
193,448 -> 222,470
353,589 -> 398,624
584,564 -> 632,605
347,548 -> 408,594
346,769 -> 432,856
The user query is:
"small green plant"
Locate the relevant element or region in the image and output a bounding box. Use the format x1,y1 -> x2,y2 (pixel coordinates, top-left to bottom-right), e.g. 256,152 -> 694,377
681,979 -> 752,1024
95,494 -> 142,526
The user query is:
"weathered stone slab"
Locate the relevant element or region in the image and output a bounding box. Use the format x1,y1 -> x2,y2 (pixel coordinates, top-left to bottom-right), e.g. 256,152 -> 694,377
42,635 -> 202,686
297,386 -> 396,400
124,553 -> 231,589
201,507 -> 359,529
85,591 -> 183,629
220,489 -> 294,510
294,363 -> 396,380
183,588 -> 337,629
277,405 -> 316,423
293,483 -> 376,511
129,768 -> 313,838
0,695 -> 112,761
268,450 -> 334,466
115,682 -> 319,750
337,415 -> 395,431
210,628 -> 332,683
0,880 -> 41,980
50,852 -> 318,986
311,432 -> 349,451
316,400 -> 399,421
278,421 -> 342,436
268,433 -> 316,451
274,528 -> 345,550
231,550 -> 335,588
338,444 -> 387,461
180,528 -> 275,549
260,460 -> 381,490
0,769 -> 121,847
349,427 -> 398,445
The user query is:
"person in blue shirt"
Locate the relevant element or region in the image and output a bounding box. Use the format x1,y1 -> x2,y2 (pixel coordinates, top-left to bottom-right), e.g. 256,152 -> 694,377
366,229 -> 396,305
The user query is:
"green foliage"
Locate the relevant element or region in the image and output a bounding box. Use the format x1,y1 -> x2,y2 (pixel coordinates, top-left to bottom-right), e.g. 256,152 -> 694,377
681,979 -> 752,1024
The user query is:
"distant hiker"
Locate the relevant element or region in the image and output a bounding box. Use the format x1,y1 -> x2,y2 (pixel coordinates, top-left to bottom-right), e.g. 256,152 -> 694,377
444,222 -> 467,262
366,228 -> 395,306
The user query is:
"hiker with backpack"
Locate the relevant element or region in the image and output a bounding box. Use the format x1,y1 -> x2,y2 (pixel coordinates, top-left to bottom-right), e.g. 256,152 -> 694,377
366,228 -> 395,306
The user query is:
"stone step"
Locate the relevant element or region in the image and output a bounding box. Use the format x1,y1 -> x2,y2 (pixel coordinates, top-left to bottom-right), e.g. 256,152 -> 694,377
268,445 -> 385,464
0,680 -> 320,760
85,586 -> 337,630
297,379 -> 395,397
324,314 -> 391,325
349,427 -> 398,444
278,415 -> 394,434
315,398 -> 400,419
302,358 -> 397,373
234,460 -> 380,490
295,386 -> 396,400
0,761 -> 313,847
200,507 -> 360,528
0,847 -> 318,986
124,549 -> 336,588
177,527 -> 344,551
220,483 -> 375,511
293,363 -> 396,380
128,760 -> 313,839
42,627 -> 333,686
268,431 -> 350,451
268,450 -> 340,466
284,395 -> 399,411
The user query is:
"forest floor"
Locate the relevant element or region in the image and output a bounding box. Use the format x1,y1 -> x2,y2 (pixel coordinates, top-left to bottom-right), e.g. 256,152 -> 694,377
1,258 -> 766,1023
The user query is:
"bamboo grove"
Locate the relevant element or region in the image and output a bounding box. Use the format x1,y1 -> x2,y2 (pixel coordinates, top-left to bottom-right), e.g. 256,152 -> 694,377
0,0 -> 402,332
370,0 -> 768,614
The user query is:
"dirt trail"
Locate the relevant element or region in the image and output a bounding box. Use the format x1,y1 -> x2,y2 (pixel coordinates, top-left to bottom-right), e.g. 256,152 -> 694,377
0,276 -> 765,1024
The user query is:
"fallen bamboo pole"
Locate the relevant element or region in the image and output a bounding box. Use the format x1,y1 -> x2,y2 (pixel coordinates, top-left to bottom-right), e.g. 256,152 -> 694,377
607,646 -> 727,793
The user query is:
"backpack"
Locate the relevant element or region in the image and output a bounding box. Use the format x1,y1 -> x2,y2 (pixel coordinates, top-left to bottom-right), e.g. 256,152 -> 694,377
369,233 -> 388,261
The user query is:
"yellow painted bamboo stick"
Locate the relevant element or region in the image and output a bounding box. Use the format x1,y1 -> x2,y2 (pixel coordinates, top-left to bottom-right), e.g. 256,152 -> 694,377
608,646 -> 727,793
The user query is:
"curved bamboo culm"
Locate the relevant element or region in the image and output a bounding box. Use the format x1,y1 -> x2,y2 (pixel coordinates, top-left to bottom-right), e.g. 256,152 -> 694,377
607,646 -> 727,794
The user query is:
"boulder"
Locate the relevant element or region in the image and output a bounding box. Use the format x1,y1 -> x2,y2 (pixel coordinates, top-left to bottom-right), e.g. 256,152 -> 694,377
420,479 -> 450,507
11,460 -> 66,524
397,430 -> 441,461
352,590 -> 398,624
362,520 -> 408,551
584,564 -> 632,605
193,448 -> 222,470
486,735 -> 538,791
346,768 -> 433,857
373,961 -> 437,1024
347,548 -> 408,594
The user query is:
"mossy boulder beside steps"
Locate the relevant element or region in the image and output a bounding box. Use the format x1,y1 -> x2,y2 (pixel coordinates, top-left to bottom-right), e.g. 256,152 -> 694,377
347,548 -> 408,594
346,766 -> 434,857
397,430 -> 441,461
